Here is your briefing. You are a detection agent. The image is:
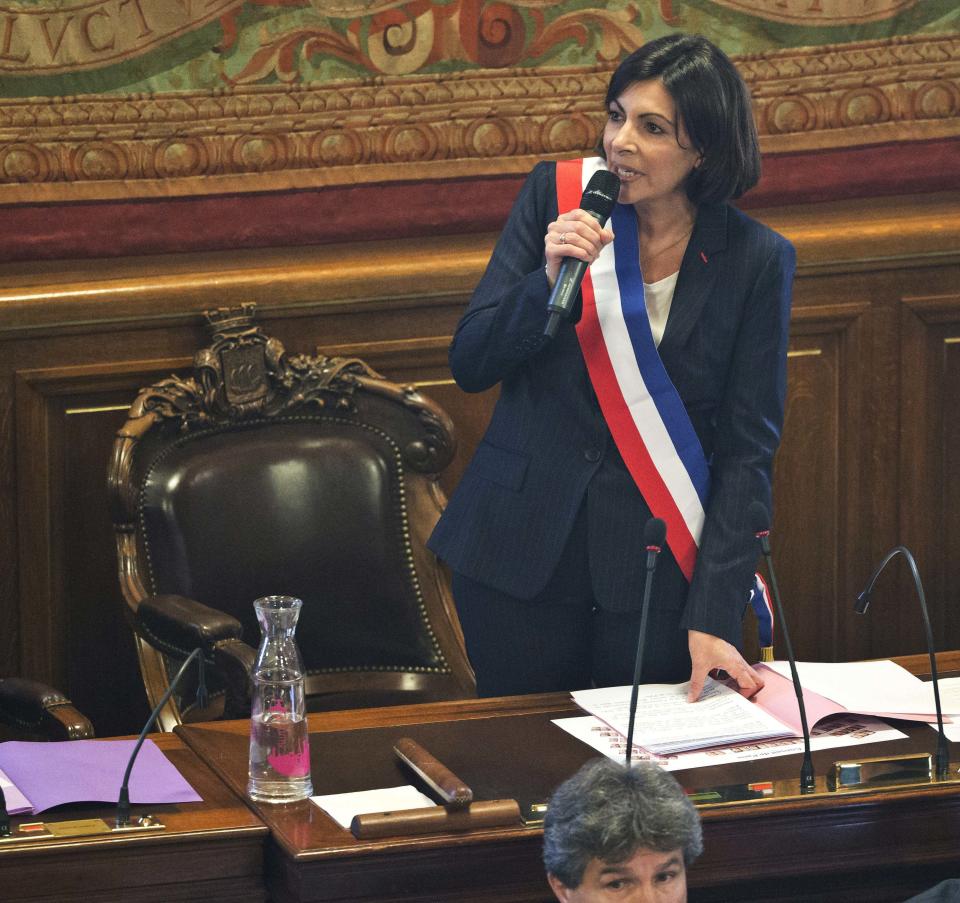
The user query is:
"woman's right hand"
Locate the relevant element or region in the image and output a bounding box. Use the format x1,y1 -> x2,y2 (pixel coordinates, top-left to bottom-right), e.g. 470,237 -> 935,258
544,210 -> 615,288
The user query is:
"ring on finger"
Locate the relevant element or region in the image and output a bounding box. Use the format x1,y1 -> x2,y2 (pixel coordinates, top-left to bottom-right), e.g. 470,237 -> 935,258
559,232 -> 568,244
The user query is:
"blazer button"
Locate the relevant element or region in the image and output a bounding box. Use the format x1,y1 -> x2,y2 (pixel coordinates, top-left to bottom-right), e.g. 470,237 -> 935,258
584,448 -> 601,463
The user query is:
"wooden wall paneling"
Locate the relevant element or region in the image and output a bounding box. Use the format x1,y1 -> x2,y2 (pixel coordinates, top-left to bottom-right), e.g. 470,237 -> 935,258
768,194 -> 960,665
14,368 -> 58,685
770,302 -> 868,663
849,276 -> 903,663
0,374 -> 17,676
946,332 -> 960,655
63,400 -> 151,737
900,292 -> 960,659
15,359 -> 194,736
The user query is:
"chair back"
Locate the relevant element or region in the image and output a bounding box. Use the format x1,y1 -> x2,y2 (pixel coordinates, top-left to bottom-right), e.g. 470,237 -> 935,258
109,304 -> 474,723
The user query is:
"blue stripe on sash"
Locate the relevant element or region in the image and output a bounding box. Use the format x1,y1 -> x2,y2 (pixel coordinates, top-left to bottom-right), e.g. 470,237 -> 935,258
609,204 -> 711,506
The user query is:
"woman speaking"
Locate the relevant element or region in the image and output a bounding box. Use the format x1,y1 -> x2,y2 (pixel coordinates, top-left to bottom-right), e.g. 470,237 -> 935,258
429,34 -> 794,701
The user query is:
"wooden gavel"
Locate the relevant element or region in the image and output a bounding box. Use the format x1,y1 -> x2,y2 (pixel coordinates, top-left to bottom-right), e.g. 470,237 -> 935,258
349,737 -> 522,839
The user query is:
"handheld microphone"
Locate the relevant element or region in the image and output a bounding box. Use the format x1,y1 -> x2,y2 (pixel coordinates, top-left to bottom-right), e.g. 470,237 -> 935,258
625,517 -> 666,766
543,169 -> 620,339
748,501 -> 815,792
855,546 -> 949,779
117,647 -> 207,827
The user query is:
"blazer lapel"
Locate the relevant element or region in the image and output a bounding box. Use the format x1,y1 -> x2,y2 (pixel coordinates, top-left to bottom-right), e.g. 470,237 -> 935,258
659,203 -> 728,353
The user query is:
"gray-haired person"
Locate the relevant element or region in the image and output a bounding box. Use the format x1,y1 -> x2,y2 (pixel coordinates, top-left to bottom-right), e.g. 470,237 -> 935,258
543,759 -> 703,902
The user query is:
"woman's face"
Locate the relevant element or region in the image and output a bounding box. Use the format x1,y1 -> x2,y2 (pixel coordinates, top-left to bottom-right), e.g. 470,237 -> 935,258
602,78 -> 701,209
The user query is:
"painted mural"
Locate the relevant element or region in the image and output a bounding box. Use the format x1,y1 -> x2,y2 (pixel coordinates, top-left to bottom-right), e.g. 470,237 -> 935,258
0,0 -> 956,94
0,1 -> 957,200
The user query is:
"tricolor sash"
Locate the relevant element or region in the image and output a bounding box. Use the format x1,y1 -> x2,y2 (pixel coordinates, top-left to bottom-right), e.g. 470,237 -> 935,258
557,156 -> 709,581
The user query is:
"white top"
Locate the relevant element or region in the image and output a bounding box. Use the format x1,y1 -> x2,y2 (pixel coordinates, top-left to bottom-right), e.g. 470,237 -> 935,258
643,270 -> 679,347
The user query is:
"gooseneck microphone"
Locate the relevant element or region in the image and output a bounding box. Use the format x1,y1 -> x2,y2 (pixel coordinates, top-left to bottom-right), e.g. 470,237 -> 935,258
117,647 -> 207,827
625,517 -> 666,766
543,169 -> 621,339
0,784 -> 9,836
748,501 -> 815,792
855,546 -> 949,779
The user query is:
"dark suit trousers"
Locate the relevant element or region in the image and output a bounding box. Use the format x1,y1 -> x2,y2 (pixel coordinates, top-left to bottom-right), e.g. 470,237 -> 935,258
452,502 -> 692,697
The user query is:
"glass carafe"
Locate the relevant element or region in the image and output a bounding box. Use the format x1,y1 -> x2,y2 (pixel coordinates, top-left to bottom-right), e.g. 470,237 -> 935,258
247,595 -> 313,802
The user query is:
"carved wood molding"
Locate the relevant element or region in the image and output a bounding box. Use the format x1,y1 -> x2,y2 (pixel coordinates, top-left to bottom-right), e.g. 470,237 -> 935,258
900,292 -> 960,324
0,32 -> 956,203
790,301 -> 871,327
0,190 -> 958,343
737,32 -> 960,151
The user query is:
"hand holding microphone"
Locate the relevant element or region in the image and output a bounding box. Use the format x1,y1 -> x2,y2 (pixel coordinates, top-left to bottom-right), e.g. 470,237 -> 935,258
543,170 -> 620,338
545,213 -> 615,287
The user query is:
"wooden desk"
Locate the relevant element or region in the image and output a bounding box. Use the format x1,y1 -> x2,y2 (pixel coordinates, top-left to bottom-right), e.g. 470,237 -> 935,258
177,652 -> 960,903
0,732 -> 268,903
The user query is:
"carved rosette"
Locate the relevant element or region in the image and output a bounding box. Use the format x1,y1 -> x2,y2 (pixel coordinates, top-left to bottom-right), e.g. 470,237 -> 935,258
0,33 -> 957,200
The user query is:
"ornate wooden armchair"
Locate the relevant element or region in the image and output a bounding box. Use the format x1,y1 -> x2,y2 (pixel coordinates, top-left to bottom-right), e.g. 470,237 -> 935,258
108,304 -> 475,731
0,679 -> 95,741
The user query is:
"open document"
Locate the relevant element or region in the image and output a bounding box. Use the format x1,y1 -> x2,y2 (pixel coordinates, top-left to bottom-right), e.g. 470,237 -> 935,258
760,660 -> 946,720
554,712 -> 907,770
572,679 -> 793,755
571,660 -> 948,756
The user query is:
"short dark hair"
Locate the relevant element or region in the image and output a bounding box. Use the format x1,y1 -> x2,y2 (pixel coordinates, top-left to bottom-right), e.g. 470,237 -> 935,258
602,34 -> 760,204
542,759 -> 704,889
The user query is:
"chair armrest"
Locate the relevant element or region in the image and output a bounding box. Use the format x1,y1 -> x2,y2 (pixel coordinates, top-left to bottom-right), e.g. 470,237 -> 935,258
0,678 -> 95,740
136,595 -> 255,720
136,594 -> 244,659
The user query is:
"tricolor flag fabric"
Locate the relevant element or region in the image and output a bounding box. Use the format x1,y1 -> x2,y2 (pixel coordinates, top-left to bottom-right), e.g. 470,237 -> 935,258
750,572 -> 775,661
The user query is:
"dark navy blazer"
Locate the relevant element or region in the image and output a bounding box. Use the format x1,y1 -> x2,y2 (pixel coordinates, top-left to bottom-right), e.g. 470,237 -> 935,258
428,162 -> 795,648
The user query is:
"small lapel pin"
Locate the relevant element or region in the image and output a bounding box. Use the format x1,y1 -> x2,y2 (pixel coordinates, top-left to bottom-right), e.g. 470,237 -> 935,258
699,250 -> 708,264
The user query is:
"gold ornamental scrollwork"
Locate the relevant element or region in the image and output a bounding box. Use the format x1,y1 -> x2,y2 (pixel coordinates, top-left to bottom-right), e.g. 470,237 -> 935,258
0,32 -> 957,201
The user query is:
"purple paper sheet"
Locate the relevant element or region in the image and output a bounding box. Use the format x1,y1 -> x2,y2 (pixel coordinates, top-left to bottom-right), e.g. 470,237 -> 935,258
0,738 -> 202,814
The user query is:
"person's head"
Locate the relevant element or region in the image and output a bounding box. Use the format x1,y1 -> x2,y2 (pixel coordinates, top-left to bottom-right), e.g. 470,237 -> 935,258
600,33 -> 760,206
543,759 -> 703,902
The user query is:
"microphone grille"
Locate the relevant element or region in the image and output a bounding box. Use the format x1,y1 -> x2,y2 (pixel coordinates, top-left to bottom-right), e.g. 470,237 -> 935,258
644,517 -> 667,548
748,500 -> 770,535
581,170 -> 621,218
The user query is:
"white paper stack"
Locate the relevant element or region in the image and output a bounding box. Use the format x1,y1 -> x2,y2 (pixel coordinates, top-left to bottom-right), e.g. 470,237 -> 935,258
571,678 -> 795,756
